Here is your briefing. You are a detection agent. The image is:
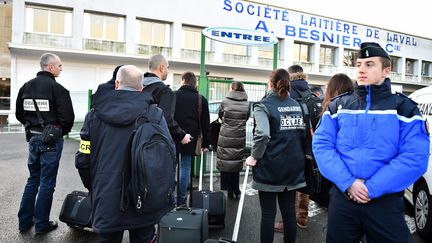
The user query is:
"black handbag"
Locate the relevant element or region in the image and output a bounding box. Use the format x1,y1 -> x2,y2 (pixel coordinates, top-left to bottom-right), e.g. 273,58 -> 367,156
41,124 -> 63,145
31,96 -> 63,145
208,118 -> 221,147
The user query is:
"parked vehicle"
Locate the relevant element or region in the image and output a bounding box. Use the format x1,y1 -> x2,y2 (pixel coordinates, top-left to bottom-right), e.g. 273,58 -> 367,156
405,86 -> 432,240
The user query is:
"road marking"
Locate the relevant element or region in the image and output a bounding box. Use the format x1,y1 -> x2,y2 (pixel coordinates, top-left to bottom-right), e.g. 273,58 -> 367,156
405,215 -> 416,234
308,201 -> 326,217
245,182 -> 258,196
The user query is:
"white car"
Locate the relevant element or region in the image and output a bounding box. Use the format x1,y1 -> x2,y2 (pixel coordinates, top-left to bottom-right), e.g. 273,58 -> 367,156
405,85 -> 432,240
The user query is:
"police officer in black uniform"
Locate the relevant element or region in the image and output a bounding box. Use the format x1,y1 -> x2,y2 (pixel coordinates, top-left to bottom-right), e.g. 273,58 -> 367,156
15,53 -> 74,235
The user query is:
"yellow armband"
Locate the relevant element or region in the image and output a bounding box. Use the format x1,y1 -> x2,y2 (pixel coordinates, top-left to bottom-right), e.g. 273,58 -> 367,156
79,140 -> 91,154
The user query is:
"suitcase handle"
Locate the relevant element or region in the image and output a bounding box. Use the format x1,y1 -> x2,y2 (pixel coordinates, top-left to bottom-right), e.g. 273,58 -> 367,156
198,151 -> 204,191
232,165 -> 250,242
209,149 -> 214,192
175,206 -> 193,213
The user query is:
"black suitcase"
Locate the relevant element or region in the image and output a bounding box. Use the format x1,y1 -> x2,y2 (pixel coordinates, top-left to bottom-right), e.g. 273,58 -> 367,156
158,207 -> 208,243
59,190 -> 92,229
191,150 -> 226,227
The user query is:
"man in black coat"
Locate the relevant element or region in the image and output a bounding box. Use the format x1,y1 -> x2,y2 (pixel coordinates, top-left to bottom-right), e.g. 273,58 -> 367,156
174,72 -> 210,206
142,54 -> 192,144
75,65 -> 171,242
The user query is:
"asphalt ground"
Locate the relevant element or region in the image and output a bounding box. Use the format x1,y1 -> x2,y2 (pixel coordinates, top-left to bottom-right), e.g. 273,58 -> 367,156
0,133 -> 427,243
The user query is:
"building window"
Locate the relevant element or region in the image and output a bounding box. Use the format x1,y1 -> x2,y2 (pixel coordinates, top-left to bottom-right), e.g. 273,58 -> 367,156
422,61 -> 431,76
84,12 -> 124,41
0,78 -> 10,111
258,45 -> 273,59
182,26 -> 210,51
390,56 -> 400,73
320,46 -> 335,65
137,19 -> 170,46
343,49 -> 358,67
293,42 -> 311,62
405,59 -> 415,75
223,43 -> 247,55
25,6 -> 72,35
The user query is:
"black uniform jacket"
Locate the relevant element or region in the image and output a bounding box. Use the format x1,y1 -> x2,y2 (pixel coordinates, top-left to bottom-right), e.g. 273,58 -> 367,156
15,71 -> 74,135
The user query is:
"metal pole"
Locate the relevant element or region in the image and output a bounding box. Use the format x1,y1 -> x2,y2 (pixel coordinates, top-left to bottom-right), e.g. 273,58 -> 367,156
87,89 -> 93,111
273,42 -> 278,70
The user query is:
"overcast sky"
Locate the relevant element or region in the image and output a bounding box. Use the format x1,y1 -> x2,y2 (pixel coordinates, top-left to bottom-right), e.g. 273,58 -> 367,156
252,0 -> 431,39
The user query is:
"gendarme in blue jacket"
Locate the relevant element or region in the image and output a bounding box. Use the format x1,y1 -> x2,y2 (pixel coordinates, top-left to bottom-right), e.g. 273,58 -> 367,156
312,78 -> 430,199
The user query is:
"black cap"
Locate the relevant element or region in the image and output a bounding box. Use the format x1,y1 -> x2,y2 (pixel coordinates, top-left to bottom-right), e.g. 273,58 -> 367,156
358,42 -> 390,60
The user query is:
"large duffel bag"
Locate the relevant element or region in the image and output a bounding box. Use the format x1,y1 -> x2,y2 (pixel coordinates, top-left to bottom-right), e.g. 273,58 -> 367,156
158,207 -> 208,243
59,190 -> 92,229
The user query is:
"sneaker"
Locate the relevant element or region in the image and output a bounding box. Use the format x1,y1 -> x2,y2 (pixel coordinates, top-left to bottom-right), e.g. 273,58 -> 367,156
274,221 -> 284,233
35,221 -> 58,235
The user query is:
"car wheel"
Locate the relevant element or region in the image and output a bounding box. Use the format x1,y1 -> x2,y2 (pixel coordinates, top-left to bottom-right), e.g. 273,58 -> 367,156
414,182 -> 432,240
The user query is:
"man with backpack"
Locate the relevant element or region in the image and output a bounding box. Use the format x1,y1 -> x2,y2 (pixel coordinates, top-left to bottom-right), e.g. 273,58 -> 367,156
274,64 -> 323,232
75,65 -> 175,242
142,54 -> 192,145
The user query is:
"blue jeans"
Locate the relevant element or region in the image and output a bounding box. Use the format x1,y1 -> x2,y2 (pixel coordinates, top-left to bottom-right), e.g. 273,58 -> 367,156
177,153 -> 192,206
18,135 -> 63,231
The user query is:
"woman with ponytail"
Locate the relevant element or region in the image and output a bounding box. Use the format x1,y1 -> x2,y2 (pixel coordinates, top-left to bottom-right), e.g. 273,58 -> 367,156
245,69 -> 307,243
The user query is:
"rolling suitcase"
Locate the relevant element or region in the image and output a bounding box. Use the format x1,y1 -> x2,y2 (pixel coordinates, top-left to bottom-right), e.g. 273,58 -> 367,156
158,206 -> 208,243
59,190 -> 92,229
158,154 -> 209,243
191,149 -> 226,227
204,166 -> 251,243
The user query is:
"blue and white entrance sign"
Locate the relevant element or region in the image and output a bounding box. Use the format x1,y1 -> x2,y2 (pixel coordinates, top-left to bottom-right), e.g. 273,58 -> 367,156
202,27 -> 278,46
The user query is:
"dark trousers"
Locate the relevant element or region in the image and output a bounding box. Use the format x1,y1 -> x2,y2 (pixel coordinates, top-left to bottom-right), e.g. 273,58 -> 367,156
220,171 -> 240,194
326,187 -> 411,243
99,225 -> 155,243
258,190 -> 296,243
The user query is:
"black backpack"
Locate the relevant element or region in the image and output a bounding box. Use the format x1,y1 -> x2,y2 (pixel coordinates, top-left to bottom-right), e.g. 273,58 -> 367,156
120,107 -> 176,214
293,88 -> 324,196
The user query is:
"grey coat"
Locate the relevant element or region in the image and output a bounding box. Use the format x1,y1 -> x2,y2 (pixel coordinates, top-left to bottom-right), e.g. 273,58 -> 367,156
216,90 -> 249,172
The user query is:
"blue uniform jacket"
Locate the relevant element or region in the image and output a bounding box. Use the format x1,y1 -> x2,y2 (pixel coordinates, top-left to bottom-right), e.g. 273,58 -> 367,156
312,78 -> 430,199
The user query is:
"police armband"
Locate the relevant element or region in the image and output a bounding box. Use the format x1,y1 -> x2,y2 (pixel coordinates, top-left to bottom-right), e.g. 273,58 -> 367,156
79,139 -> 91,154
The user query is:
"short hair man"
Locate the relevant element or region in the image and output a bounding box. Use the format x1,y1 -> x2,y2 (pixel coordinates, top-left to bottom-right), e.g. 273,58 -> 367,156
16,53 -> 75,234
173,71 -> 211,206
142,54 -> 192,145
75,65 -> 171,242
312,42 -> 430,242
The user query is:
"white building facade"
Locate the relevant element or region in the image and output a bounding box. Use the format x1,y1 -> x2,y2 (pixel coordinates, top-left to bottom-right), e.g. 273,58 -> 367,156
7,0 -> 432,123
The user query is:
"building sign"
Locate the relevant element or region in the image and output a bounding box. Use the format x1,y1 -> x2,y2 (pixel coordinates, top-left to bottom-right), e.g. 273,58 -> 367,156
221,0 -> 428,58
202,27 -> 277,46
